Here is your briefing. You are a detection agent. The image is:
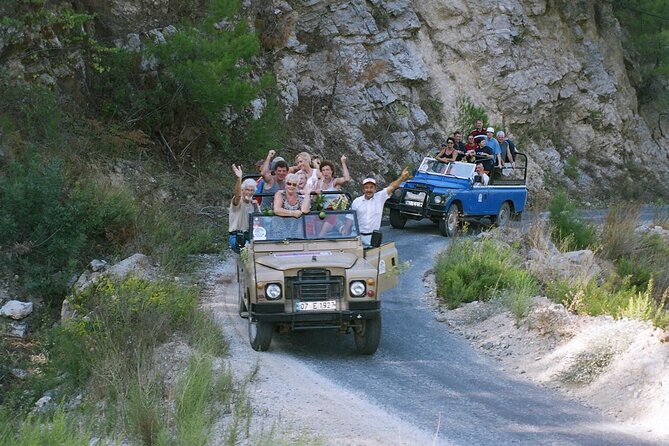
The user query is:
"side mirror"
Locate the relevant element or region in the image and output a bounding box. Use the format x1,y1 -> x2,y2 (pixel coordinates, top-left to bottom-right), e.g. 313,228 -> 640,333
370,230 -> 383,248
473,174 -> 482,184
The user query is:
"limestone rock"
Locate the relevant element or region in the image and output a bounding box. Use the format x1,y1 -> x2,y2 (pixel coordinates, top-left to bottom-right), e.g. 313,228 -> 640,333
0,300 -> 33,320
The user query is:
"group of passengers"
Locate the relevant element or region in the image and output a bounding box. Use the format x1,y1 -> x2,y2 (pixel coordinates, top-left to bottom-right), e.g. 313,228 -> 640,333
435,119 -> 516,175
228,149 -> 410,251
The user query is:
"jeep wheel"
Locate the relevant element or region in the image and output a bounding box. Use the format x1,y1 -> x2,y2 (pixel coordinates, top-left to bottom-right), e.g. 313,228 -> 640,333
439,203 -> 459,237
354,318 -> 381,355
389,209 -> 407,229
248,319 -> 273,351
495,202 -> 511,228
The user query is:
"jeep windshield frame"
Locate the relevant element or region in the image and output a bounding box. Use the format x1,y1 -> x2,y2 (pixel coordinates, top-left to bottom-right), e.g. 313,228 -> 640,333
250,211 -> 360,242
417,157 -> 475,180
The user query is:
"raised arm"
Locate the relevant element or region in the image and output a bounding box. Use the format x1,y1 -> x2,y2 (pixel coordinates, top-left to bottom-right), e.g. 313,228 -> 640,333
261,150 -> 275,183
231,164 -> 243,206
385,167 -> 411,195
334,155 -> 351,187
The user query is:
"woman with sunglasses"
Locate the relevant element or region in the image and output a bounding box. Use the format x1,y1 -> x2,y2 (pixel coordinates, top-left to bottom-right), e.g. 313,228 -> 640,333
435,137 -> 461,163
273,172 -> 312,218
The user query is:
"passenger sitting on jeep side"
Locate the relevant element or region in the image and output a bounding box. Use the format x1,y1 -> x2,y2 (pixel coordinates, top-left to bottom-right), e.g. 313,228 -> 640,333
474,137 -> 495,172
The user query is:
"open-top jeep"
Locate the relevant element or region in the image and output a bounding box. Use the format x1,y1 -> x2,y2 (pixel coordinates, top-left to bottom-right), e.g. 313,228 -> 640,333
385,154 -> 527,236
236,199 -> 398,355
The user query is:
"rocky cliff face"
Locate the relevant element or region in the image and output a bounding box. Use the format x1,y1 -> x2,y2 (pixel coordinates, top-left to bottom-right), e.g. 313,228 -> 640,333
3,0 -> 667,202
254,0 -> 669,202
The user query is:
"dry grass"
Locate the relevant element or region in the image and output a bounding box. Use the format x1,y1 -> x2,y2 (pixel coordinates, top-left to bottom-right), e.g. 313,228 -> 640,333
600,203 -> 641,260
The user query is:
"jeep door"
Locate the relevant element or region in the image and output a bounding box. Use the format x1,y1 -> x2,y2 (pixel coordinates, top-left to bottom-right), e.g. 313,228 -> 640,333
364,242 -> 399,292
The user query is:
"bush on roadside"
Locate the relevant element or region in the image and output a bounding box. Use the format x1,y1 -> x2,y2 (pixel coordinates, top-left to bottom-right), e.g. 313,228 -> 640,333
435,238 -> 537,309
547,190 -> 597,251
0,151 -> 138,306
546,276 -> 669,330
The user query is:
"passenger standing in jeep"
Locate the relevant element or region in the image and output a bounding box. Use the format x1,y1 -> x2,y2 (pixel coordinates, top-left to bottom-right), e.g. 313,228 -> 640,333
229,164 -> 259,252
344,168 -> 411,246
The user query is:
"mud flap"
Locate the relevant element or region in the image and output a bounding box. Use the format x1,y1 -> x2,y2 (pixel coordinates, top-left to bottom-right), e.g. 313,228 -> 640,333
364,242 -> 399,292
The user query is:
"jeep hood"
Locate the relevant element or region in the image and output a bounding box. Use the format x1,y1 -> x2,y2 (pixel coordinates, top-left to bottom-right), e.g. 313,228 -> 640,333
254,251 -> 358,270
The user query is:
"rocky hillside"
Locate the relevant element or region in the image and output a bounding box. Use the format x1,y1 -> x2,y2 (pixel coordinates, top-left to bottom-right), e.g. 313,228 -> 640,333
259,0 -> 669,201
2,0 -> 668,202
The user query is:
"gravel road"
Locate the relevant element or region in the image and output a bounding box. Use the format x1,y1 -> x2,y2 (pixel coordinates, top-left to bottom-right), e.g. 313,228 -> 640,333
200,218 -> 664,445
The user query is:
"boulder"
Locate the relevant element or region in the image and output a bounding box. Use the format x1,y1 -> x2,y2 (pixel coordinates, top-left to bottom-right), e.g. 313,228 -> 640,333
0,300 -> 33,320
8,321 -> 28,338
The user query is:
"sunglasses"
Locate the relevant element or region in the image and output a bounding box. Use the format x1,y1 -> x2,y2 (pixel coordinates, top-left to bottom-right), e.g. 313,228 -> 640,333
286,181 -> 298,187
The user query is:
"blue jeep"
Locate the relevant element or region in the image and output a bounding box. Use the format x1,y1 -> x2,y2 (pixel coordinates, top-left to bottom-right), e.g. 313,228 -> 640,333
384,154 -> 527,236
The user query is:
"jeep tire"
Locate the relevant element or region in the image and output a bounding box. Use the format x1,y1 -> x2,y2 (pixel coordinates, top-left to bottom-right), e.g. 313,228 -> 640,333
439,203 -> 459,237
389,209 -> 407,229
354,318 -> 381,355
495,202 -> 511,228
248,318 -> 273,351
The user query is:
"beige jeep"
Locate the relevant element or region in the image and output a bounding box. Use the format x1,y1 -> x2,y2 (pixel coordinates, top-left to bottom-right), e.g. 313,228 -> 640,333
237,209 -> 398,354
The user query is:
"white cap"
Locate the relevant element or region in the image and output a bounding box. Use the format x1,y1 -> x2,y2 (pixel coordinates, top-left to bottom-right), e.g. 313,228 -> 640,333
362,178 -> 377,185
486,127 -> 495,133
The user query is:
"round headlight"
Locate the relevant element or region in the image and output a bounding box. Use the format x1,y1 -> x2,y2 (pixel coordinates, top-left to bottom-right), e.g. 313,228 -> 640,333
349,281 -> 366,297
434,195 -> 443,204
265,283 -> 282,300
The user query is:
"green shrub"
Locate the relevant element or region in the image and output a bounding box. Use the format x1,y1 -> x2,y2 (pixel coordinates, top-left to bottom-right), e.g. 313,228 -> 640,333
454,96 -> 488,135
88,0 -> 281,161
435,238 -> 537,309
547,190 -> 596,250
135,205 -> 216,273
0,80 -> 63,145
564,155 -> 579,180
496,274 -> 539,325
0,151 -> 138,305
49,276 -> 199,397
1,409 -> 93,446
546,276 -> 669,329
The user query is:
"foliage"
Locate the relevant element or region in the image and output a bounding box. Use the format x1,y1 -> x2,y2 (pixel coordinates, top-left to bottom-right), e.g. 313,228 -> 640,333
546,276 -> 669,329
0,409 -> 93,446
600,203 -> 669,298
613,0 -> 669,102
134,204 -> 216,273
495,274 -> 539,326
0,79 -> 63,146
0,150 -> 137,305
564,155 -> 579,180
89,0 -> 280,163
547,190 -> 597,250
435,238 -> 538,309
454,96 -> 488,135
48,276 -> 199,390
174,355 -> 233,445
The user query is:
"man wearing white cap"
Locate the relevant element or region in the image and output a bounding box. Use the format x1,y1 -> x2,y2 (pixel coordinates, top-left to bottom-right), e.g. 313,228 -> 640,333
346,167 -> 411,246
485,127 -> 503,168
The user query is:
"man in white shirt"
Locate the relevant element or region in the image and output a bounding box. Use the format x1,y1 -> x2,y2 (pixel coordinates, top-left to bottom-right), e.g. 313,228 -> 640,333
472,163 -> 490,186
346,168 -> 411,246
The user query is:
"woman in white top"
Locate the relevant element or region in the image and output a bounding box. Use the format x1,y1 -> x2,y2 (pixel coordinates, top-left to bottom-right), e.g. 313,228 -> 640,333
318,155 -> 350,192
294,152 -> 321,190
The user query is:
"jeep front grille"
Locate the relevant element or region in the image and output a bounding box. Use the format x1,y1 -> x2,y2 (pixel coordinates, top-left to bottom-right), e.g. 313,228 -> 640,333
286,268 -> 344,301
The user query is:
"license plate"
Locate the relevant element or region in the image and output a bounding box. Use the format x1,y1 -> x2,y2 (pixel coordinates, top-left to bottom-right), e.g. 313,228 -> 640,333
295,300 -> 337,312
405,200 -> 423,207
